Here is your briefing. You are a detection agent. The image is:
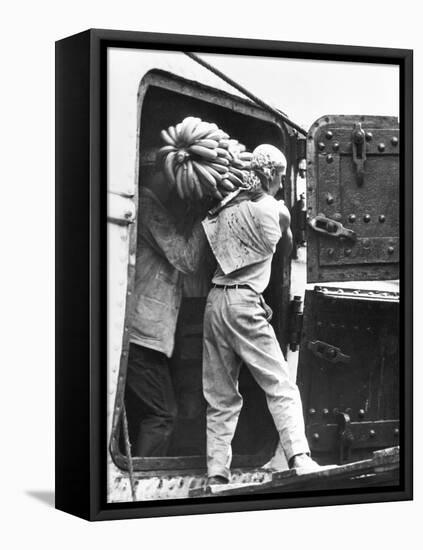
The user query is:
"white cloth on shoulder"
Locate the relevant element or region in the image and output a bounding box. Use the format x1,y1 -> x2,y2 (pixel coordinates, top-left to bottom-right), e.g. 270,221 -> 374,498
202,195 -> 282,275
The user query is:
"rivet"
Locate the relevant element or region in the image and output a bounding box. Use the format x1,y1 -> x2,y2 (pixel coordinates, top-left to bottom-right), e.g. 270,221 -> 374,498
326,154 -> 334,164
328,248 -> 334,256
326,194 -> 334,205
391,136 -> 398,146
330,323 -> 336,328
333,213 -> 342,221
358,409 -> 365,418
366,327 -> 372,333
326,348 -> 337,359
122,350 -> 128,357
345,249 -> 352,256
309,408 -> 316,415
312,433 -> 320,441
124,210 -> 133,219
348,214 -> 356,223
326,131 -> 333,139
378,143 -> 386,152
394,428 -> 399,436
363,239 -> 370,247
317,321 -> 323,327
387,246 -> 394,255
353,325 -> 359,331
379,215 -> 386,223
332,141 -> 340,151
365,132 -> 373,142
129,253 -> 136,266
363,214 -> 371,223
322,408 -> 329,416
369,429 -> 376,438
127,290 -> 132,296
318,142 -> 326,151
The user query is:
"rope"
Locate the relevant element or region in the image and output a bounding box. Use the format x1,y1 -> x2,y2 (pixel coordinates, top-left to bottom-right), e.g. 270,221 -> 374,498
121,404 -> 137,502
184,52 -> 308,137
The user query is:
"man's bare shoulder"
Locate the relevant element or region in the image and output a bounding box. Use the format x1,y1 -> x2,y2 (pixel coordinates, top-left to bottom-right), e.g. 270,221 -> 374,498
276,200 -> 291,231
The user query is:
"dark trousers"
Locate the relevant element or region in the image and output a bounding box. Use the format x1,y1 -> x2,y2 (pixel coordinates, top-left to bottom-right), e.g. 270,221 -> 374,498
125,343 -> 178,457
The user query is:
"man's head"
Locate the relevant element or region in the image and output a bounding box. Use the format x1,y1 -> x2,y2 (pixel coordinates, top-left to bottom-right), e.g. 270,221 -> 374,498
251,144 -> 287,196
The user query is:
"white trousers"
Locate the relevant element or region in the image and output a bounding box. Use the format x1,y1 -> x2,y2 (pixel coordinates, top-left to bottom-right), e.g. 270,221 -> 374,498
203,286 -> 310,480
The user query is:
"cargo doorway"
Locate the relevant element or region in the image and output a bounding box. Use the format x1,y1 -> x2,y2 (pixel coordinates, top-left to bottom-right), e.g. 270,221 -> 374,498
110,70 -> 296,473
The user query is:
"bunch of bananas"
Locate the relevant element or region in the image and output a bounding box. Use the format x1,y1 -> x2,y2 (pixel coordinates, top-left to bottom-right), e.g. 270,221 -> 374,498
158,117 -> 253,201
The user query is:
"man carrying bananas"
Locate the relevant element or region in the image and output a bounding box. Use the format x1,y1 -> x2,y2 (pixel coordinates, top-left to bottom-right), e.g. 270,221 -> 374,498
125,159 -> 210,458
201,144 -> 320,486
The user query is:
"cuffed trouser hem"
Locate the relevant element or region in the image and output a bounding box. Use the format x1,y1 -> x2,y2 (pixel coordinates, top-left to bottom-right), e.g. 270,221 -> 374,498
207,465 -> 231,482
282,441 -> 311,463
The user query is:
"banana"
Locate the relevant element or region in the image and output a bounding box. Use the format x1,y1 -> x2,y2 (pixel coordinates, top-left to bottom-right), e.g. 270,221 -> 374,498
203,162 -> 228,177
195,139 -> 219,149
183,117 -> 202,144
216,148 -> 231,160
185,159 -> 196,197
212,156 -> 230,167
192,160 -> 218,194
167,126 -> 178,144
175,164 -> 185,199
229,166 -> 246,179
164,151 -> 177,185
226,171 -> 244,188
219,178 -> 237,192
180,117 -> 197,143
175,122 -> 184,139
218,139 -> 230,149
231,158 -> 245,169
204,161 -> 229,175
181,163 -> 192,198
157,145 -> 177,157
190,165 -> 204,199
190,121 -> 214,142
239,152 -> 253,161
203,164 -> 224,182
160,128 -> 176,146
188,145 -> 218,161
206,130 -> 225,141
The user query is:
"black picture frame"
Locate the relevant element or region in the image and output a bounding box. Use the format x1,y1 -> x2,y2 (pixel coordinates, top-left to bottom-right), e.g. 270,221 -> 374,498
55,28 -> 413,521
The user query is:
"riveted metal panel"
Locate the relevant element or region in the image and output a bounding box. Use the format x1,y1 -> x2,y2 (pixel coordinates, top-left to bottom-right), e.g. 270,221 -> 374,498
297,286 -> 399,464
306,115 -> 399,283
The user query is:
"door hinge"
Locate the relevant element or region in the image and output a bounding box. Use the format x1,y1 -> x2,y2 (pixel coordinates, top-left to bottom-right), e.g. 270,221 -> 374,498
288,296 -> 303,352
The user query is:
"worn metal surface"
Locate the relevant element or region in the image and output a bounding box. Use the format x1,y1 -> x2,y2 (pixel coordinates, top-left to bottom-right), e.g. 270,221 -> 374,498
189,447 -> 399,498
306,115 -> 399,283
297,286 -> 399,463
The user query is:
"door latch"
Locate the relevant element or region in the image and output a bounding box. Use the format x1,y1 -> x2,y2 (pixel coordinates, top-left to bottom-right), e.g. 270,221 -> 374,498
352,122 -> 367,186
335,411 -> 354,463
308,215 -> 356,242
307,340 -> 351,364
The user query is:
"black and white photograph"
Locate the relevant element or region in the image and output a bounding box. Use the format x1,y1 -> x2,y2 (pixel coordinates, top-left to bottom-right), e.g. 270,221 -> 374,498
106,46 -> 404,504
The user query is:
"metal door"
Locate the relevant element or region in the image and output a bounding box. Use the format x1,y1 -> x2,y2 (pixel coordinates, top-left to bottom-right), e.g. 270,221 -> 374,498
306,115 -> 399,283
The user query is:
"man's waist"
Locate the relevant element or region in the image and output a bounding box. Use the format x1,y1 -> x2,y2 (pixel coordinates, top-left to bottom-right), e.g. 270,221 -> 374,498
212,283 -> 253,291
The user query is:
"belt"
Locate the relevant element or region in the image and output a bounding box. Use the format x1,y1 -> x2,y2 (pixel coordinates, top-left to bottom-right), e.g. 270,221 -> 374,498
213,284 -> 252,290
